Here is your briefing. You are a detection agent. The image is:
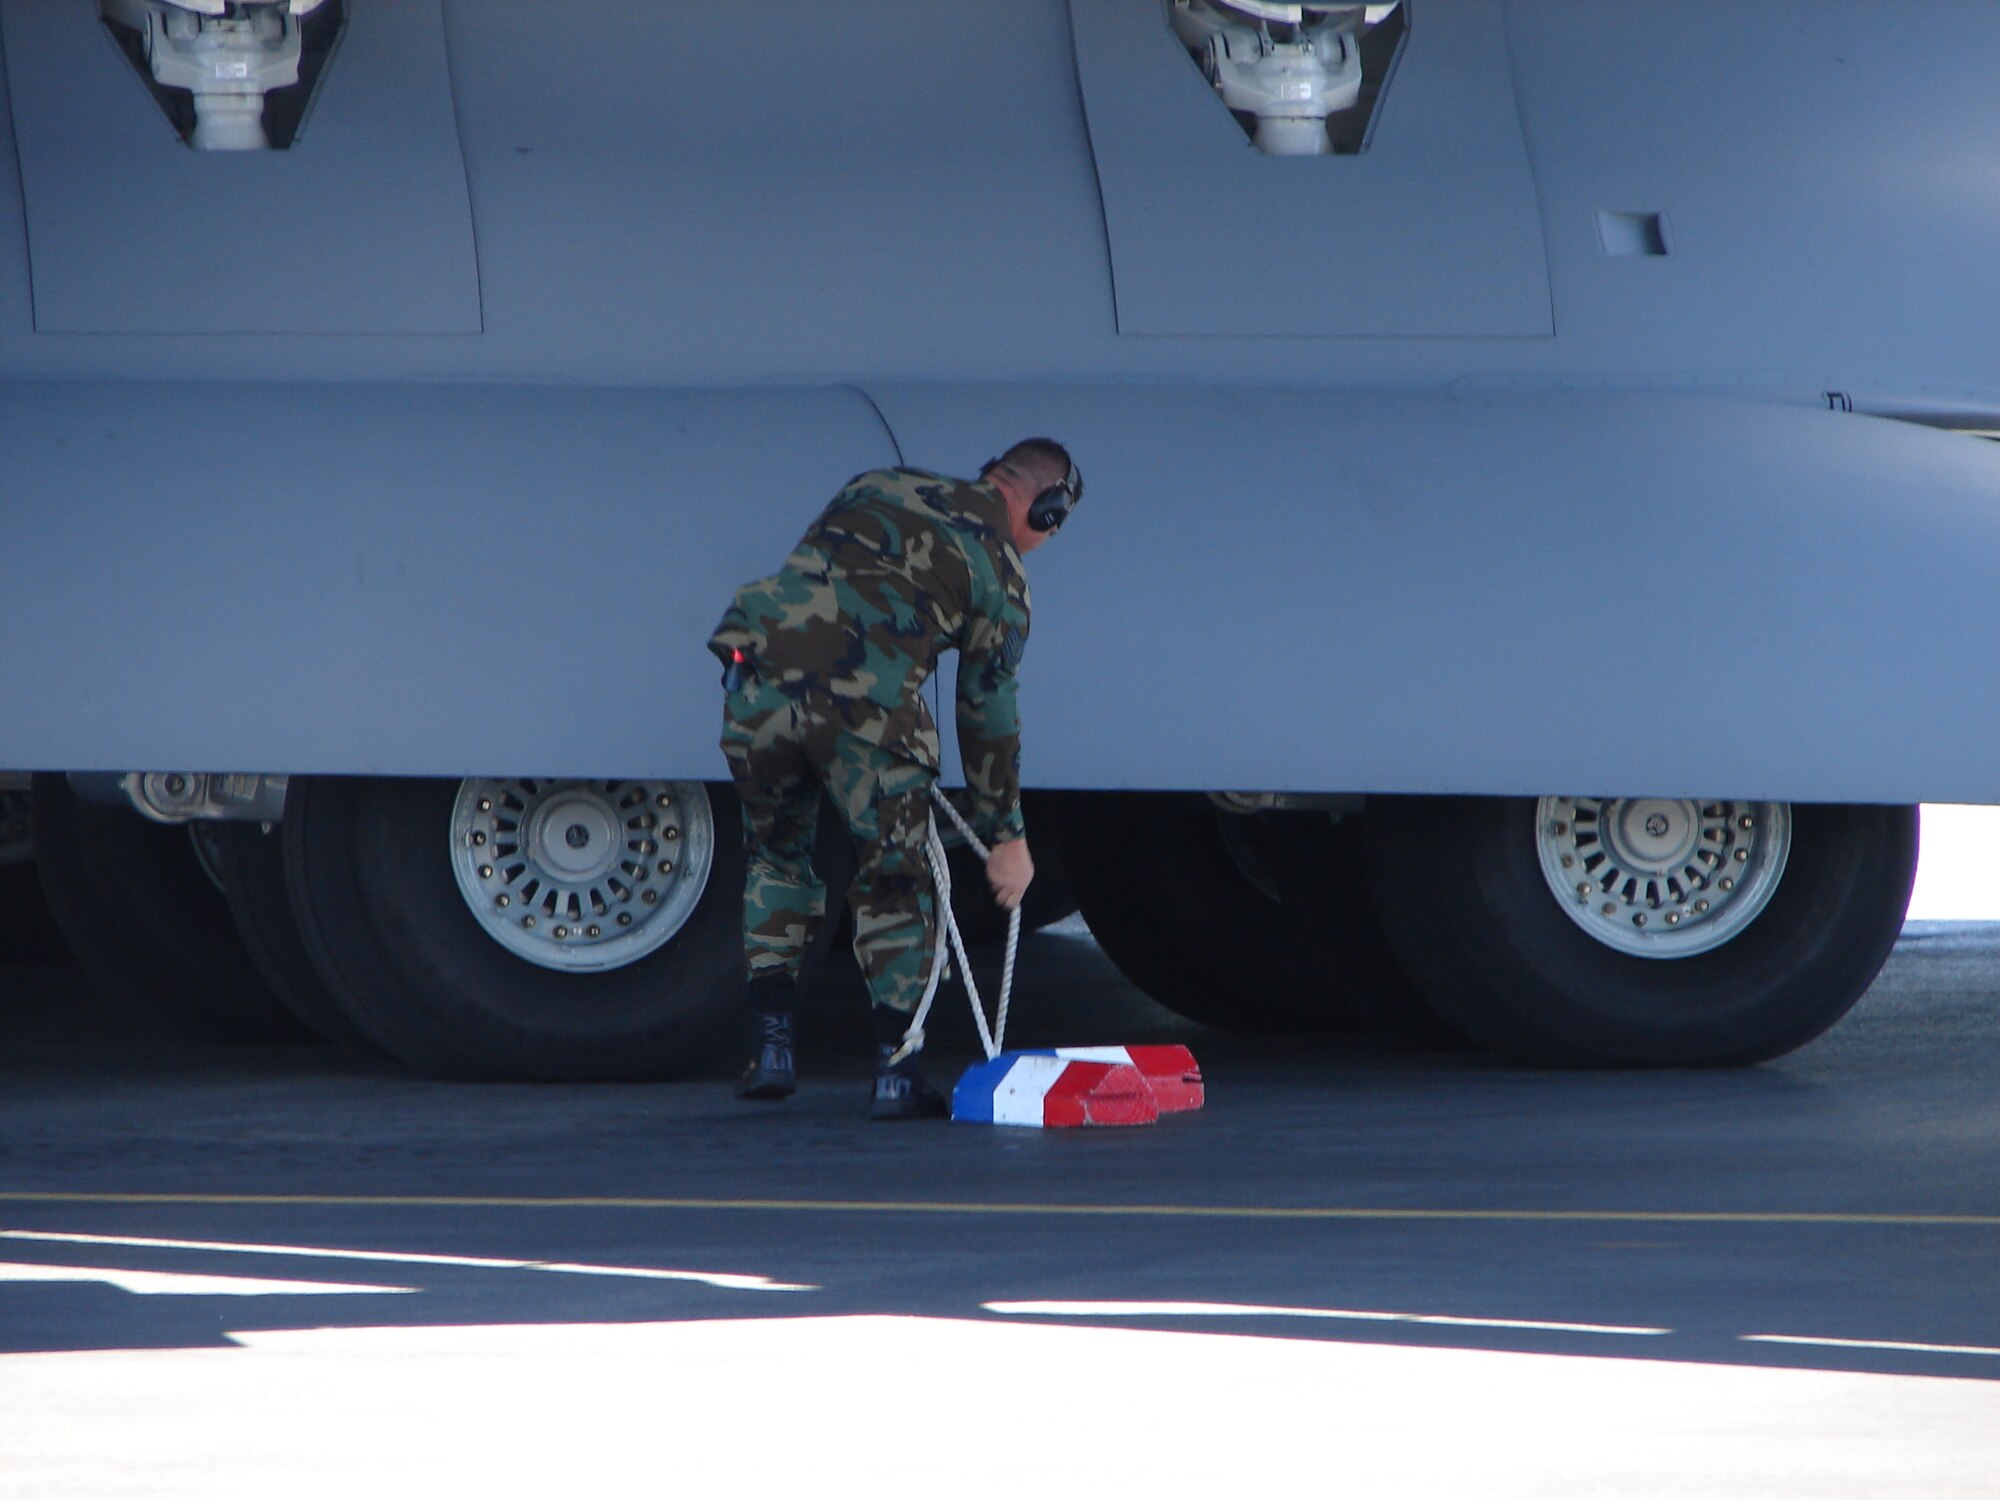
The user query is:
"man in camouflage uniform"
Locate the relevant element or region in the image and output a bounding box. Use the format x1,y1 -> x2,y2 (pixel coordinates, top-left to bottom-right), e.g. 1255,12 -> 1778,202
709,438 -> 1080,1119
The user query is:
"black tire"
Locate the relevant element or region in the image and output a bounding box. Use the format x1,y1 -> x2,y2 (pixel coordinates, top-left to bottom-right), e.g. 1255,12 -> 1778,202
0,787 -> 68,962
1246,809 -> 1465,1045
0,858 -> 71,963
210,820 -> 373,1049
27,773 -> 315,1042
943,790 -> 1079,949
1363,796 -> 1918,1067
1063,792 -> 1410,1032
283,775 -> 747,1080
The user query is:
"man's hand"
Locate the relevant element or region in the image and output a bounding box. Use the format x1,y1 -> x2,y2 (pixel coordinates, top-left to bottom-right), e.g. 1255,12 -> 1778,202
985,836 -> 1034,911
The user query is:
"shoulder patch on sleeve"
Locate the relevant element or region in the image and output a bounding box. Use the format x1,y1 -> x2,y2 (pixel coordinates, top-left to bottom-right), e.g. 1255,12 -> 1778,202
999,624 -> 1027,673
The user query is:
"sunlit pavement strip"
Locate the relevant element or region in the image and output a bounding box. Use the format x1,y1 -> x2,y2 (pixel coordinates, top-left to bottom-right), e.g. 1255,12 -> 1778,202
1745,1334 -> 2000,1359
0,1263 -> 413,1297
5,1317 -> 1998,1498
986,1302 -> 2000,1354
984,1299 -> 1671,1336
2,1192 -> 1997,1226
6,1232 -> 1978,1360
0,1230 -> 815,1292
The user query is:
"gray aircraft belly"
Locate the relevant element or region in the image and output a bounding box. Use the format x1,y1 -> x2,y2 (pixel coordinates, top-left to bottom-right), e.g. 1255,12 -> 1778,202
1072,0 -> 1552,338
0,384 -> 898,778
3,0 -> 2000,804
5,381 -> 1998,803
2,2 -> 479,335
885,385 -> 2000,804
0,1 -> 1996,407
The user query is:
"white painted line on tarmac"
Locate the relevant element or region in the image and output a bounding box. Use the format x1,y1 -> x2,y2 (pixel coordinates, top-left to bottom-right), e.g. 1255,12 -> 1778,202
0,1261 -> 413,1297
984,1299 -> 1671,1337
0,1229 -> 816,1293
1743,1333 -> 2000,1359
525,1261 -> 812,1289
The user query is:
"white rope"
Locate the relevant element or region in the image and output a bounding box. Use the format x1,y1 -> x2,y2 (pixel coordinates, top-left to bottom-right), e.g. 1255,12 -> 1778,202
885,786 -> 1023,1066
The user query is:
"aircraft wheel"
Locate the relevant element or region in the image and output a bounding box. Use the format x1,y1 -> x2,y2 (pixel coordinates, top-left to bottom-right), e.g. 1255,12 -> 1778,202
1364,796 -> 1917,1066
0,786 -> 69,961
27,774 -> 315,1041
210,820 -> 373,1049
1063,792 -> 1407,1032
284,775 -> 745,1080
1246,809 -> 1463,1044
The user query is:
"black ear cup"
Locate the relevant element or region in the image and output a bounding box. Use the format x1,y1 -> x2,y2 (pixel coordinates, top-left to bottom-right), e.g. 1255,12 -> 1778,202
981,453 -> 1083,534
1026,461 -> 1084,533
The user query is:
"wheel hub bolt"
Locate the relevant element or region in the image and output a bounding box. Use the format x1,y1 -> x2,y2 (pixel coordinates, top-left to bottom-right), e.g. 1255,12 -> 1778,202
1719,878 -> 1735,892
1666,912 -> 1682,925
664,828 -> 679,842
587,924 -> 601,938
1577,882 -> 1592,897
658,860 -> 674,875
1734,848 -> 1748,862
618,912 -> 632,927
565,824 -> 591,849
472,831 -> 487,846
478,799 -> 492,813
642,889 -> 658,904
1561,855 -> 1574,868
1601,902 -> 1616,915
497,894 -> 511,908
479,865 -> 493,880
1633,913 -> 1647,926
1694,899 -> 1709,913
522,915 -> 536,929
554,925 -> 569,939
1553,821 -> 1569,836
1738,815 -> 1753,830
656,794 -> 671,808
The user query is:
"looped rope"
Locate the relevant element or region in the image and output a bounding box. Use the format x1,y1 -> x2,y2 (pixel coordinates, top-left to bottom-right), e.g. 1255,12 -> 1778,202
885,786 -> 1022,1066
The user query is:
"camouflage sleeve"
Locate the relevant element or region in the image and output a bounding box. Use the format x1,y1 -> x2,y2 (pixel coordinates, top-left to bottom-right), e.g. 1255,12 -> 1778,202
955,599 -> 1028,845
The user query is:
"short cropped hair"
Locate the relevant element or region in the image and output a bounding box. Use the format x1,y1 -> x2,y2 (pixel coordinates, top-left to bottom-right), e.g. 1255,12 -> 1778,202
984,437 -> 1073,495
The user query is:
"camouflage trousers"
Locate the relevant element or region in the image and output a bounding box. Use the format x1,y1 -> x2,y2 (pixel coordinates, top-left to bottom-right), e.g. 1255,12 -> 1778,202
720,674 -> 938,1015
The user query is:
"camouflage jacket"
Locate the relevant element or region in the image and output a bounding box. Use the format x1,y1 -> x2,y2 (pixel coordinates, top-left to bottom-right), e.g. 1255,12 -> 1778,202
709,467 -> 1031,843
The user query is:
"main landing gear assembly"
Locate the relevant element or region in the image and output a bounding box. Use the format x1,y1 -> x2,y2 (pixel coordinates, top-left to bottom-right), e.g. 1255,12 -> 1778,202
19,775 -> 1918,1077
281,776 -> 744,1079
1063,792 -> 1428,1037
27,774 -> 313,1042
1061,793 -> 1917,1067
1361,796 -> 1917,1066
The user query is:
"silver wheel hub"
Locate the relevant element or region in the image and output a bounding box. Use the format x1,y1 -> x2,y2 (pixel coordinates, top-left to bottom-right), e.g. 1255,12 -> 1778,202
1535,796 -> 1791,959
450,778 -> 715,973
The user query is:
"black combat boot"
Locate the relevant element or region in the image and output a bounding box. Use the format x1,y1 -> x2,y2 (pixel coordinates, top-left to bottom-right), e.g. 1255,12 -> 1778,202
735,973 -> 797,1101
870,1008 -> 950,1120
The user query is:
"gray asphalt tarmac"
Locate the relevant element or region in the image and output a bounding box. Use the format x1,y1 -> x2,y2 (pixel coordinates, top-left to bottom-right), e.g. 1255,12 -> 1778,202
3,919 -> 1998,1497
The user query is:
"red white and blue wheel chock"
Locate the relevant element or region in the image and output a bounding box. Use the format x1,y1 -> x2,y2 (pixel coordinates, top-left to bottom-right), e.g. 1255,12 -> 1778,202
906,790 -> 1205,1129
952,1045 -> 1204,1127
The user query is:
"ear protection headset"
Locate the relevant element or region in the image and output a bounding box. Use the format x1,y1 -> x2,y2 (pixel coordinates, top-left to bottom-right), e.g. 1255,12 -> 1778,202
983,455 -> 1085,534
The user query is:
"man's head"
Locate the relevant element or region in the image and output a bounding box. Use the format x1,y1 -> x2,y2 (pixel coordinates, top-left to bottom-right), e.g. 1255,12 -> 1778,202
981,438 -> 1082,554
